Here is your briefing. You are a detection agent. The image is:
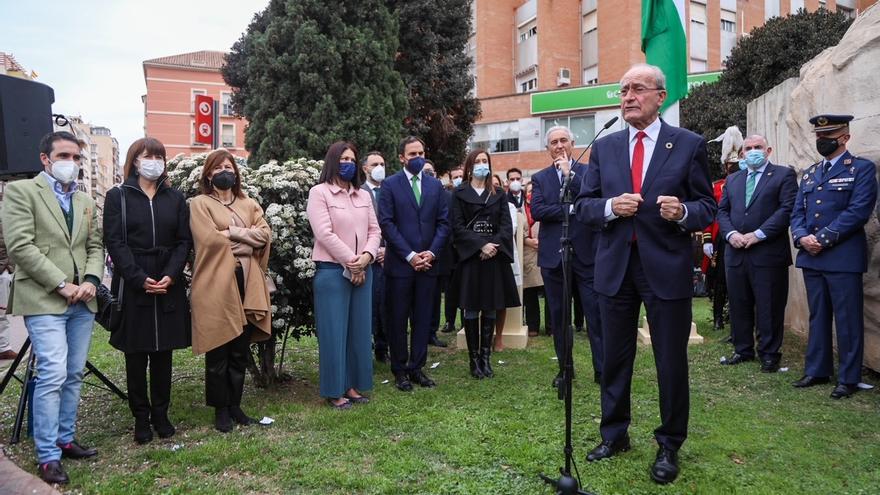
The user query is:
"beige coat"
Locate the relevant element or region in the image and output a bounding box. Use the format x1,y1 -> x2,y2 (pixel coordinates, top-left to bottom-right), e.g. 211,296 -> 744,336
190,194 -> 272,354
522,220 -> 543,289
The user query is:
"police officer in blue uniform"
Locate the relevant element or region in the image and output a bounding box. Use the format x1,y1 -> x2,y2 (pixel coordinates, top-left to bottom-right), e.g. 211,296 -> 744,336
790,114 -> 878,399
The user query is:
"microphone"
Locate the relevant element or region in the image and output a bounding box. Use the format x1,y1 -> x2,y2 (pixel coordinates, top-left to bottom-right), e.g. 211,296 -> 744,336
559,116 -> 620,202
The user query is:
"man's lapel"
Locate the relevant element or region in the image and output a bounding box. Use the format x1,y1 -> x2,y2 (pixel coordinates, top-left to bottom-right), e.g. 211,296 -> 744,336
71,192 -> 89,245
746,164 -> 775,209
35,178 -> 71,242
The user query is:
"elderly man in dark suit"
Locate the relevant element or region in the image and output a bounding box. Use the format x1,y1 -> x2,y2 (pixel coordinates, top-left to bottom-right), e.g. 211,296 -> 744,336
377,136 -> 450,391
575,63 -> 715,484
717,134 -> 797,372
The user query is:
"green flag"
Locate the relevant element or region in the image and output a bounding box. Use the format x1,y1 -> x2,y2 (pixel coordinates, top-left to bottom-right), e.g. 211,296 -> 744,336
641,0 -> 687,113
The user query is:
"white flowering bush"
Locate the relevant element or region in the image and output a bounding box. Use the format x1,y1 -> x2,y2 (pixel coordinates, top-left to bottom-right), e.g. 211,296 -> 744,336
166,152 -> 321,342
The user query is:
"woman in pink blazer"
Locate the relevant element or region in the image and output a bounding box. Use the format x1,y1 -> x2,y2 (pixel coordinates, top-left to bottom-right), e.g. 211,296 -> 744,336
307,141 -> 381,409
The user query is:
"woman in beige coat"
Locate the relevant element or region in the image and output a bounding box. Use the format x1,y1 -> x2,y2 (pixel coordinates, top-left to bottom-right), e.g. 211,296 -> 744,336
190,149 -> 272,432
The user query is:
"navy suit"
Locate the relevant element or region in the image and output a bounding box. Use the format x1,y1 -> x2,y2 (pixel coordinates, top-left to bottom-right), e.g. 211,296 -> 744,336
575,120 -> 715,451
377,170 -> 450,375
530,161 -> 602,379
717,163 -> 797,363
790,151 -> 877,385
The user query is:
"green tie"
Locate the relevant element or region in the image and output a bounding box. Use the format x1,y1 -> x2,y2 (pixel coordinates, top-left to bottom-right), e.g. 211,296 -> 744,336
411,175 -> 421,206
745,171 -> 758,205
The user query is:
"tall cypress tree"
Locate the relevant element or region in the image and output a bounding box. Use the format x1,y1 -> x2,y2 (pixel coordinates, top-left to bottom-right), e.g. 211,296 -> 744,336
223,0 -> 407,163
393,0 -> 480,172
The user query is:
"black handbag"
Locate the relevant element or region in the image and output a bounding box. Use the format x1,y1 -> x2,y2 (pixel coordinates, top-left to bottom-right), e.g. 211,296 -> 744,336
96,187 -> 126,332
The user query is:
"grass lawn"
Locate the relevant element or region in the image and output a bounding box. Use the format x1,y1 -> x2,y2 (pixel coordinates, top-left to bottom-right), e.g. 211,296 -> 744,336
1,297 -> 879,494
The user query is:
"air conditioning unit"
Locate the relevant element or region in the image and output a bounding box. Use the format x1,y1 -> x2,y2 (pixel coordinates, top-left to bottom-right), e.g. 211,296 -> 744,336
557,68 -> 571,87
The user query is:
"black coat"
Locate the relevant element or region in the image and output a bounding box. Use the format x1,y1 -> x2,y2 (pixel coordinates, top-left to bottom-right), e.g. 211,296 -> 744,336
103,177 -> 192,353
435,189 -> 456,275
451,184 -> 520,311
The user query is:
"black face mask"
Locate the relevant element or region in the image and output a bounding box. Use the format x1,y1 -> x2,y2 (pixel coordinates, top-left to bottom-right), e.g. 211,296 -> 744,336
816,137 -> 840,157
212,170 -> 236,190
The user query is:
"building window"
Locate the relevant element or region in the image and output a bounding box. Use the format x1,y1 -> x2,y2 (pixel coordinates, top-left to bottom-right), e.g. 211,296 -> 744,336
583,65 -> 598,85
837,6 -> 856,19
518,23 -> 537,44
471,121 -> 519,153
542,115 -> 596,145
765,0 -> 780,19
191,89 -> 207,113
221,124 -> 235,148
519,78 -> 537,93
221,92 -> 233,117
721,19 -> 735,32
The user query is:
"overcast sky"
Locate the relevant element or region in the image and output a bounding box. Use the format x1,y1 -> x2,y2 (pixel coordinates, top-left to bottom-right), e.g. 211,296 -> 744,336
2,0 -> 268,151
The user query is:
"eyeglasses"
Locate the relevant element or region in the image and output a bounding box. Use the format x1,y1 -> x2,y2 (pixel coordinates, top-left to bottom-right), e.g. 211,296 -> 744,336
615,86 -> 664,97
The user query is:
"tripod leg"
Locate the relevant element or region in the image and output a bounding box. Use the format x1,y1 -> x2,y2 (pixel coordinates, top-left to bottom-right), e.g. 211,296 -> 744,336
0,339 -> 30,396
10,353 -> 35,444
85,361 -> 127,401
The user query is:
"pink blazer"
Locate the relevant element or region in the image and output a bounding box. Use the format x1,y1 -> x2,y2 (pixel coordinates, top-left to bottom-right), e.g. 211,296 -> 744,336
307,182 -> 381,264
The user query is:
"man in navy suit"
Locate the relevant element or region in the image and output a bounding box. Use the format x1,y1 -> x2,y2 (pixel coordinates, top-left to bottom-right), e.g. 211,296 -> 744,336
377,136 -> 450,391
575,64 -> 715,484
717,135 -> 797,372
530,126 -> 602,388
790,114 -> 877,399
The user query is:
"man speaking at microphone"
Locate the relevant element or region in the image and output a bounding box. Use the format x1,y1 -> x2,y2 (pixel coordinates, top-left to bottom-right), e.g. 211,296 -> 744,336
575,63 -> 715,484
530,125 -> 603,389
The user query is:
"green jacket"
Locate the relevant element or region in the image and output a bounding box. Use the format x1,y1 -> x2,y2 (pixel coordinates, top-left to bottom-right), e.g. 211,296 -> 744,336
0,174 -> 105,315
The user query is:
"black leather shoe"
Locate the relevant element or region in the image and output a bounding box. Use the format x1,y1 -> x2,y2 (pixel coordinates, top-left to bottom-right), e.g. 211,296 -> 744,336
134,419 -> 153,444
151,413 -> 176,438
214,407 -> 234,433
586,435 -> 631,462
650,446 -> 679,484
441,322 -> 455,333
409,370 -> 436,388
429,335 -> 448,347
552,372 -> 563,389
230,405 -> 257,425
830,383 -> 859,399
721,353 -> 755,365
58,440 -> 97,459
792,375 -> 830,388
39,460 -> 69,485
394,373 -> 413,392
760,359 -> 780,373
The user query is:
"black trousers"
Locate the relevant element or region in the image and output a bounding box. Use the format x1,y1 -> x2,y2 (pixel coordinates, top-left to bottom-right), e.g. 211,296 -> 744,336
125,350 -> 172,421
707,239 -> 728,322
205,266 -> 251,408
372,264 -> 388,355
726,257 -> 788,361
523,286 -> 550,332
599,246 -> 691,451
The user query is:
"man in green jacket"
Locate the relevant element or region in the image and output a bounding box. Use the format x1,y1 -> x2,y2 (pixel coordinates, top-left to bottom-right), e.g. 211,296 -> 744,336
1,131 -> 105,485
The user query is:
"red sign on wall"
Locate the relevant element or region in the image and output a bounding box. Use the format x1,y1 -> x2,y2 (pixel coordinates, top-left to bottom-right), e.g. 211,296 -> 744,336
194,94 -> 214,145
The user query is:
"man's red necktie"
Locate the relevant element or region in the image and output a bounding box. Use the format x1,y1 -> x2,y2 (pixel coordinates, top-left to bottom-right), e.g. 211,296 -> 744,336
631,131 -> 646,193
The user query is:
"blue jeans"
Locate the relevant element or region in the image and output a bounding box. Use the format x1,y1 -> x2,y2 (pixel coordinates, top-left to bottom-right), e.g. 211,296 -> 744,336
24,302 -> 95,464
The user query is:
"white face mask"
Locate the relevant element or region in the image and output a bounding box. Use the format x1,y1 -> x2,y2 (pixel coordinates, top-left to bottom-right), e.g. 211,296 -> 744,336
370,165 -> 386,183
509,180 -> 522,193
452,177 -> 463,187
139,159 -> 165,181
50,160 -> 79,185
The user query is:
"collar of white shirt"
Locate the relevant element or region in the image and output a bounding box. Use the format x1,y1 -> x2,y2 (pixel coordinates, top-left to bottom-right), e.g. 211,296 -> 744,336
403,168 -> 423,182
628,116 -> 662,144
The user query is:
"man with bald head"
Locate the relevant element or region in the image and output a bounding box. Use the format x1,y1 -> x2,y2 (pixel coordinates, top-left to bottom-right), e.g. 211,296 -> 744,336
717,135 -> 797,372
575,63 -> 715,484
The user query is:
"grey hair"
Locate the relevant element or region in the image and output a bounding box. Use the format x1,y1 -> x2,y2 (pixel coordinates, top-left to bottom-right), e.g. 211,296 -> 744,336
744,134 -> 769,148
544,126 -> 575,147
621,63 -> 666,90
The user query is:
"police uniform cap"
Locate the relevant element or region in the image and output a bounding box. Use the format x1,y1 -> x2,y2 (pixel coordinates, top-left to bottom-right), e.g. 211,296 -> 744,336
809,114 -> 853,133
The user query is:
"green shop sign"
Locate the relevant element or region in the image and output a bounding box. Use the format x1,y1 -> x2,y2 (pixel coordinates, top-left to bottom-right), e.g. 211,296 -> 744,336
530,71 -> 721,115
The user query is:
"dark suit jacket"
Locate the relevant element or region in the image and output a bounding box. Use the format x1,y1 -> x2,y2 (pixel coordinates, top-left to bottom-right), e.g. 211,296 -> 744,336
575,120 -> 716,300
377,171 -> 450,277
530,161 -> 598,269
717,163 -> 797,268
507,191 -> 524,209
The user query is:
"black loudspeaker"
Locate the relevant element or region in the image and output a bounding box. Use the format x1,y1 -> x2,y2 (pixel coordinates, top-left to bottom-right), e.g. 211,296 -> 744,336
0,74 -> 55,180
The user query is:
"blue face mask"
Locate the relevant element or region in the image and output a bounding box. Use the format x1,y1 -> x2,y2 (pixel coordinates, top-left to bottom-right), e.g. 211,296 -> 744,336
744,149 -> 767,169
473,164 -> 490,178
406,156 -> 426,175
339,162 -> 356,181
738,159 -> 748,171
452,177 -> 463,187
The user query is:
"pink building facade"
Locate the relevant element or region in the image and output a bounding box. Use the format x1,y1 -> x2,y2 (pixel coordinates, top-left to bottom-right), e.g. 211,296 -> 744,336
142,51 -> 248,159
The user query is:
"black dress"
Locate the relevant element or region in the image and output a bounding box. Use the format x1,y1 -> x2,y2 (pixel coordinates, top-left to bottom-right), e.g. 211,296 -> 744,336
450,184 -> 520,311
103,177 -> 192,353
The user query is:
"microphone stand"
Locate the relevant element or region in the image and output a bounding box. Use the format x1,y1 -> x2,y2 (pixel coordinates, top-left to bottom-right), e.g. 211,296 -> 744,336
541,116 -> 618,495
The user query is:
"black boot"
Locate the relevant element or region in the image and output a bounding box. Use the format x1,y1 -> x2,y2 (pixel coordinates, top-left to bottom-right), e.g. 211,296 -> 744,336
214,407 -> 233,433
134,417 -> 153,444
230,405 -> 257,425
479,316 -> 495,378
464,318 -> 483,379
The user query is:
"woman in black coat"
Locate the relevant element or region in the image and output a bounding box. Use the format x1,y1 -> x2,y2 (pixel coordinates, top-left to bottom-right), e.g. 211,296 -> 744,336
451,149 -> 520,379
103,137 -> 192,444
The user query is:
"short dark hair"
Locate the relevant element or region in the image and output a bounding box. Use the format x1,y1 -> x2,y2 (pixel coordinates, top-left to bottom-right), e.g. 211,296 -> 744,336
397,136 -> 426,156
39,131 -> 80,156
123,137 -> 167,179
506,167 -> 522,179
320,141 -> 363,188
361,150 -> 384,166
